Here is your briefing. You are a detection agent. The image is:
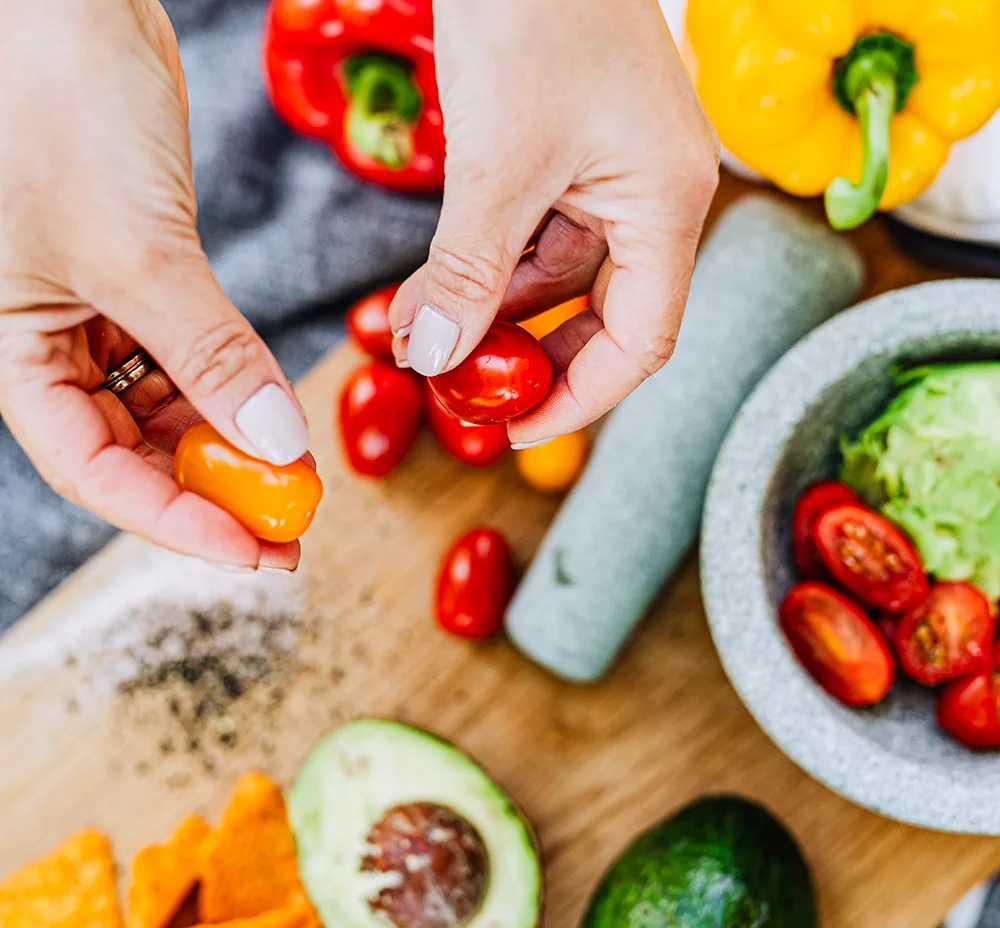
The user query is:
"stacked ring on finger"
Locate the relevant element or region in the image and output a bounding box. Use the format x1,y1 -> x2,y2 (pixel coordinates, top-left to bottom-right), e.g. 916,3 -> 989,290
100,348 -> 159,395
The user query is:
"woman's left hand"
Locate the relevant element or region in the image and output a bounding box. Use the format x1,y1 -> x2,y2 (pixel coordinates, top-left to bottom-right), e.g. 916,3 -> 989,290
389,0 -> 719,446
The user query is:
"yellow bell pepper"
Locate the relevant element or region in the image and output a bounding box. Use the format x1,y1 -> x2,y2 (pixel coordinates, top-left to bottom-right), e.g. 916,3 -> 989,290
686,0 -> 1000,229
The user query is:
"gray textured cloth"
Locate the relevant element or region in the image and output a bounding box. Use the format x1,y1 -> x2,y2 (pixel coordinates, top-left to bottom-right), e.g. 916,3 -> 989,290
0,0 -> 440,632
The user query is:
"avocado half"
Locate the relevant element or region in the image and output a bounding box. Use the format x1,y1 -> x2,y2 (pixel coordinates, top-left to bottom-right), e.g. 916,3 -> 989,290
582,795 -> 816,928
289,719 -> 542,928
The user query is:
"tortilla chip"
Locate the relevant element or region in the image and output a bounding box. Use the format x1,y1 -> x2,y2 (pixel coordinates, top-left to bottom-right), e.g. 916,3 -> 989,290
0,828 -> 123,928
189,905 -> 319,928
197,772 -> 311,922
127,815 -> 210,928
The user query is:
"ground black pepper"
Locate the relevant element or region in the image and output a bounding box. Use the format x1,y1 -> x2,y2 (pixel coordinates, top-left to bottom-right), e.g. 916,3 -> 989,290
111,598 -> 310,776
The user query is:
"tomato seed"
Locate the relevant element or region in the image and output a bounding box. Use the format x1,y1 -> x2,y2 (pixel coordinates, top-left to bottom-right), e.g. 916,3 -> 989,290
838,522 -> 901,583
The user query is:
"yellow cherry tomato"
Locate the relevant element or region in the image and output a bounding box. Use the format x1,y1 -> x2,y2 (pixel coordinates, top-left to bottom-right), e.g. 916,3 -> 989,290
518,296 -> 589,340
173,422 -> 323,543
516,431 -> 590,493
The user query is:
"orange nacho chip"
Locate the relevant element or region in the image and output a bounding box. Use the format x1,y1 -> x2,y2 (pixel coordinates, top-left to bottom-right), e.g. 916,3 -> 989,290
190,905 -> 319,928
197,772 -> 312,923
127,815 -> 210,928
0,828 -> 123,928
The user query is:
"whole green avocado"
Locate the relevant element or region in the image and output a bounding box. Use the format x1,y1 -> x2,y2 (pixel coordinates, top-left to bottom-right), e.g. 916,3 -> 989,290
581,796 -> 816,928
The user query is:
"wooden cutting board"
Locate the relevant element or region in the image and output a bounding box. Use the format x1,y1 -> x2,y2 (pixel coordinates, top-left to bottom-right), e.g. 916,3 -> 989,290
2,176 -> 999,927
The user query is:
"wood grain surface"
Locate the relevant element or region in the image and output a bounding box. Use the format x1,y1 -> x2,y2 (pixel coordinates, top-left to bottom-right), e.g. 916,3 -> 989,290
1,174 -> 999,927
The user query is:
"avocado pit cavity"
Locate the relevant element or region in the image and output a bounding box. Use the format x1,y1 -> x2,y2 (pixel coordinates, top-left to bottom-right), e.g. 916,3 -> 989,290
361,802 -> 489,928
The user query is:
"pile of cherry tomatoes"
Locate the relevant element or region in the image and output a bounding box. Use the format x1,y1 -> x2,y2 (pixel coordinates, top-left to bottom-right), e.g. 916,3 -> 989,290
781,479 -> 1000,749
341,285 -> 597,641
340,284 -> 589,491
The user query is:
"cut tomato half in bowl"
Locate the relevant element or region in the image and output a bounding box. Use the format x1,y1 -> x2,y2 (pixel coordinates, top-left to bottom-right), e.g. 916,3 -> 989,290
896,581 -> 994,686
937,642 -> 1000,750
792,480 -> 864,577
813,504 -> 928,612
779,582 -> 895,707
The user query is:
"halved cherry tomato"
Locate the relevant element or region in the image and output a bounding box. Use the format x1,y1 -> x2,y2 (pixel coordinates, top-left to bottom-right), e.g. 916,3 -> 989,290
339,361 -> 422,477
895,581 -> 994,685
937,643 -> 1000,749
173,422 -> 323,543
346,283 -> 400,360
436,527 -> 513,639
792,480 -> 863,577
813,505 -> 928,612
779,582 -> 895,706
429,321 -> 553,424
516,431 -> 589,493
426,389 -> 509,467
518,295 -> 589,340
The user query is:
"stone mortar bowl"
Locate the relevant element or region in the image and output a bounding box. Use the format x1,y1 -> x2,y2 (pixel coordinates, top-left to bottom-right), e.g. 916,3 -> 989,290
701,278 -> 1000,834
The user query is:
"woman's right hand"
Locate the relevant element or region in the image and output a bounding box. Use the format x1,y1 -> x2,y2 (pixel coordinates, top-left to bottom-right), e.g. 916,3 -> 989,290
0,0 -> 310,571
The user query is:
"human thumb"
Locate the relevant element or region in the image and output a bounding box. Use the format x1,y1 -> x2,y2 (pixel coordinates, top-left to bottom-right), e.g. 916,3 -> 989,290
115,255 -> 310,466
403,177 -> 547,377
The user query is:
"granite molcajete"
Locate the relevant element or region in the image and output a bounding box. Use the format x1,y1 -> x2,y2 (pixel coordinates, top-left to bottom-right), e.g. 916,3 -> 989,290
701,279 -> 1000,835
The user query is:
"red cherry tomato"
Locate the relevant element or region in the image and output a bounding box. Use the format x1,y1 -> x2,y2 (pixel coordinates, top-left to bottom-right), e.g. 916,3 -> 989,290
339,361 -> 422,477
937,644 -> 1000,749
426,389 -> 509,467
346,283 -> 400,360
792,480 -> 863,577
813,505 -> 928,612
436,527 -> 513,639
779,582 -> 895,706
895,581 -> 994,685
428,321 -> 553,425
173,422 -> 323,543
877,613 -> 899,655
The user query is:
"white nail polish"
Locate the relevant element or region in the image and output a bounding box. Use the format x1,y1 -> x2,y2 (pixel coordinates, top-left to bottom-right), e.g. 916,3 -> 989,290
258,566 -> 297,575
392,323 -> 412,338
407,303 -> 461,376
235,383 -> 310,466
511,438 -> 553,451
396,358 -> 412,369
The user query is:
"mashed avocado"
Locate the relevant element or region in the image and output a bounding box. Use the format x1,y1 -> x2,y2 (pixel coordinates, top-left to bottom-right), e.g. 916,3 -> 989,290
841,363 -> 1000,601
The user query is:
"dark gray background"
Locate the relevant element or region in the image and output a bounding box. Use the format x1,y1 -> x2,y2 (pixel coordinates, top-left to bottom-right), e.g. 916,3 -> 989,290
0,0 -> 440,632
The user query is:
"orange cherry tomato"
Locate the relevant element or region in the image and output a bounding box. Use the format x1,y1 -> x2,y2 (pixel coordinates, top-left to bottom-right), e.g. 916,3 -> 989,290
173,422 -> 323,543
518,295 -> 589,340
516,431 -> 589,493
346,283 -> 400,360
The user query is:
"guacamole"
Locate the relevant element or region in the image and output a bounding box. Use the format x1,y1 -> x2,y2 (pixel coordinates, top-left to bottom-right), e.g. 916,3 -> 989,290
841,363 -> 1000,601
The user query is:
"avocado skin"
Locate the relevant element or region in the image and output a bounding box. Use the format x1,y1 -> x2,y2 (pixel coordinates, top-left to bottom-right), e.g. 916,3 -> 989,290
581,795 -> 816,928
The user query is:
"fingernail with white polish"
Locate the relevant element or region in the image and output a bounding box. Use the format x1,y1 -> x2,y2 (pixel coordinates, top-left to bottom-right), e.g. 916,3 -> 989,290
511,438 -> 553,451
407,303 -> 461,376
392,323 -> 412,338
396,358 -> 411,369
258,566 -> 297,575
235,383 -> 310,466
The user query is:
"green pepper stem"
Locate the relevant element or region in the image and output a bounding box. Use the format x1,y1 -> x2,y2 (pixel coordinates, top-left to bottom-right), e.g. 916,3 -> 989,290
825,32 -> 918,230
344,54 -> 423,169
825,75 -> 895,230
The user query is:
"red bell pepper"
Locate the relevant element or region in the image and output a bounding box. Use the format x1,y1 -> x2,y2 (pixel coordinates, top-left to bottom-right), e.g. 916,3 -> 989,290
263,0 -> 445,194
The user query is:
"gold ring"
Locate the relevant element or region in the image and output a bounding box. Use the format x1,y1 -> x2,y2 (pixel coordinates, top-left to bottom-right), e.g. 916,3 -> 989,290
101,349 -> 159,395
